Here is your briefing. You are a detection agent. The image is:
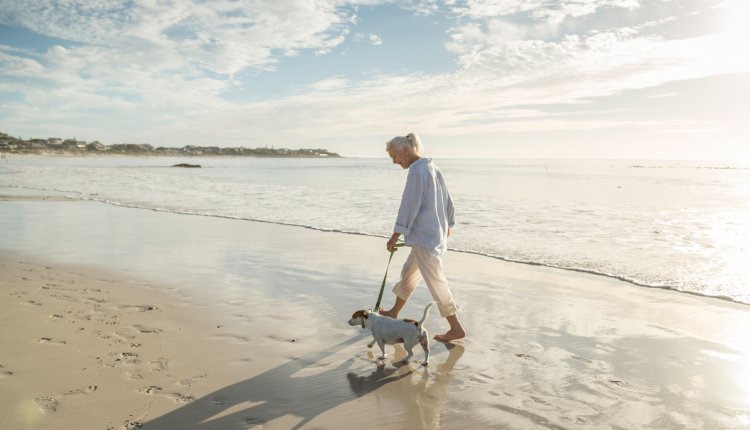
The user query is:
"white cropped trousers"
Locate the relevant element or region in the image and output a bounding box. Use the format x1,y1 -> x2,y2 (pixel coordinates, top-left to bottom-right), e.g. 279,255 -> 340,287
392,245 -> 458,317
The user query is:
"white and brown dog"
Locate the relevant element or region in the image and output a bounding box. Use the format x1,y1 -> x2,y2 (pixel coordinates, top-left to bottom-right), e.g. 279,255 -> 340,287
348,302 -> 434,366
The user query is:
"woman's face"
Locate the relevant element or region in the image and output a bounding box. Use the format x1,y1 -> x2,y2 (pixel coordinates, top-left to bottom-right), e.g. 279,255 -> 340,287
387,147 -> 410,169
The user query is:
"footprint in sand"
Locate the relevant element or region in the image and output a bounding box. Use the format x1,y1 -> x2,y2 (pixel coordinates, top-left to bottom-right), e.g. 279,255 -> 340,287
115,327 -> 138,340
33,396 -> 59,414
116,304 -> 158,312
176,374 -> 207,387
148,359 -> 169,372
97,352 -> 141,367
468,375 -> 489,385
120,352 -> 140,363
50,294 -> 77,302
131,325 -> 162,334
37,337 -> 67,345
515,353 -> 538,362
138,386 -> 194,403
25,300 -> 42,306
167,393 -> 194,403
607,379 -> 657,394
139,385 -> 163,395
64,385 -> 98,396
0,364 -> 14,378
122,419 -> 144,429
528,396 -> 552,406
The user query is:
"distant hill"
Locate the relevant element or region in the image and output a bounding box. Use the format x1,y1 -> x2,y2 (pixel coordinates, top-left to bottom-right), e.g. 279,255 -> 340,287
0,131 -> 340,157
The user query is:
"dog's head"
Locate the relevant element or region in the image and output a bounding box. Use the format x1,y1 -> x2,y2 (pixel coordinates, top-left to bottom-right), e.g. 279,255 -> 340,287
348,309 -> 371,329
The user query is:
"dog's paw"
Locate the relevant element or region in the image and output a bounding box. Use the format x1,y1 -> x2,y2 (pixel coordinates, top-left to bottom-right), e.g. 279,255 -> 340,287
377,355 -> 386,360
421,361 -> 429,367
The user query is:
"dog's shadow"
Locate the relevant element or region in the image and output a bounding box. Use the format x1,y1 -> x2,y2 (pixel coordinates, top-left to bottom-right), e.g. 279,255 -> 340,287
346,342 -> 466,428
141,334 -> 417,430
346,347 -> 415,397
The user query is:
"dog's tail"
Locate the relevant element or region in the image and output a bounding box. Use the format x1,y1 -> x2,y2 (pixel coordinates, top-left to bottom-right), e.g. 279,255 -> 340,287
417,302 -> 436,328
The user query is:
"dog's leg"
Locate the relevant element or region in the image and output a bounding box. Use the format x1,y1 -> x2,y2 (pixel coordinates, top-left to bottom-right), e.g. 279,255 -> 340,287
376,339 -> 387,360
402,342 -> 415,364
420,331 -> 430,366
367,338 -> 376,348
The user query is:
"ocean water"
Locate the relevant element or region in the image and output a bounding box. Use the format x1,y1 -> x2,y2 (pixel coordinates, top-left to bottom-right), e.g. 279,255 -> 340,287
2,156 -> 749,304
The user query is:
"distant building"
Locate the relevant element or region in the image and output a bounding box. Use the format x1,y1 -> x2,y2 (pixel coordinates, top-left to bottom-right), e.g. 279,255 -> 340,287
87,142 -> 107,151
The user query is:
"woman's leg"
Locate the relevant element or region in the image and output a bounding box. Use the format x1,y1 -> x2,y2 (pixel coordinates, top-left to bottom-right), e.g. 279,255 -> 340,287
380,248 -> 422,318
412,247 -> 465,341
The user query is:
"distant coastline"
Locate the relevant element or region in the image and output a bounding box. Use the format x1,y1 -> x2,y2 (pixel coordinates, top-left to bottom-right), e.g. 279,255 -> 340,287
0,131 -> 340,157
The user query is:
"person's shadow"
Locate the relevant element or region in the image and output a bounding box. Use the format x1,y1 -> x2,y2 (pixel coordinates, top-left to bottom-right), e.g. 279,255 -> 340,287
142,334 -> 416,430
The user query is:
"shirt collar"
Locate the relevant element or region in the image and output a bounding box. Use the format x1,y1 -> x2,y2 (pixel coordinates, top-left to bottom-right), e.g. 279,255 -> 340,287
409,157 -> 430,170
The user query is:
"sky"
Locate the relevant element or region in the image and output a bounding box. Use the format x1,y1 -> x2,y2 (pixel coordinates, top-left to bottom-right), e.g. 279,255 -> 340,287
0,0 -> 749,159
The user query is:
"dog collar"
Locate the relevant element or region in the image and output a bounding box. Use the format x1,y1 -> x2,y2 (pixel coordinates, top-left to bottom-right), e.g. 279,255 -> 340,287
362,309 -> 372,328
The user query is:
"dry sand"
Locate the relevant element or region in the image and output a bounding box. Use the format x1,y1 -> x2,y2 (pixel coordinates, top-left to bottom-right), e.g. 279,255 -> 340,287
2,194 -> 750,429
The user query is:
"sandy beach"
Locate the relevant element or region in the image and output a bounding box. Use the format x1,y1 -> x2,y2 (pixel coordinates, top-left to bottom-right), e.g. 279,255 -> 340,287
2,192 -> 750,430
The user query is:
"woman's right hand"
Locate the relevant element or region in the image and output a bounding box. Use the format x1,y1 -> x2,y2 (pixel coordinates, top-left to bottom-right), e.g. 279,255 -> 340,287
387,233 -> 401,252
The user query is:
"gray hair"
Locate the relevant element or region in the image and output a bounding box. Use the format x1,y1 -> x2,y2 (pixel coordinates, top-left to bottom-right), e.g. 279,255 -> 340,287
386,133 -> 424,155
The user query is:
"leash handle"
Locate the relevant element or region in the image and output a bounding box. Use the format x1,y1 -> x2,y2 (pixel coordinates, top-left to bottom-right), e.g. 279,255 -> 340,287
374,243 -> 404,311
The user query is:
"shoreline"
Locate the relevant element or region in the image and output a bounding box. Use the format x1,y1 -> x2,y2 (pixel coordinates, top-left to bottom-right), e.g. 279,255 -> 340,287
3,190 -> 746,308
2,195 -> 750,429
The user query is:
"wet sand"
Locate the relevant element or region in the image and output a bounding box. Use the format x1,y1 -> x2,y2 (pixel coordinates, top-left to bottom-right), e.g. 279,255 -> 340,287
1,194 -> 750,429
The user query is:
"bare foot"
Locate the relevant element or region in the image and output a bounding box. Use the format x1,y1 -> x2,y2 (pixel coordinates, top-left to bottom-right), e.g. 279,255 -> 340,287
434,329 -> 465,342
378,308 -> 398,318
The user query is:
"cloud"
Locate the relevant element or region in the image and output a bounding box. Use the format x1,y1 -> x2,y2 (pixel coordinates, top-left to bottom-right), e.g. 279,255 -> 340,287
454,0 -> 641,23
367,33 -> 383,45
308,76 -> 352,91
0,0 -> 748,156
0,46 -> 45,77
354,32 -> 383,45
0,0 -> 359,76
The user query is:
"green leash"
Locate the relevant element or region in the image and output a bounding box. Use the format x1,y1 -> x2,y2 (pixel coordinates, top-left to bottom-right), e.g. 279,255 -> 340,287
374,243 -> 404,311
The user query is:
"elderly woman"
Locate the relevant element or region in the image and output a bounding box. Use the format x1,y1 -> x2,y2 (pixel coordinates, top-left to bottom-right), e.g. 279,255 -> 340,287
380,133 -> 466,342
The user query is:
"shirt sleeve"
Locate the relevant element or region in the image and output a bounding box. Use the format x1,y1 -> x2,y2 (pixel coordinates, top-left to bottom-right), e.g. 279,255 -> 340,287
447,190 -> 455,229
394,168 -> 425,236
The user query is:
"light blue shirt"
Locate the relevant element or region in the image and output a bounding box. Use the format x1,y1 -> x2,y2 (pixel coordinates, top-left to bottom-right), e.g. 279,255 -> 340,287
394,158 -> 455,255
